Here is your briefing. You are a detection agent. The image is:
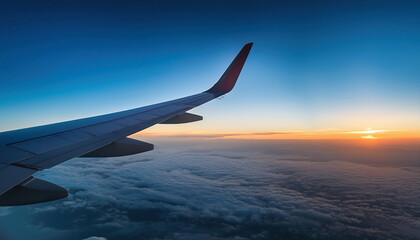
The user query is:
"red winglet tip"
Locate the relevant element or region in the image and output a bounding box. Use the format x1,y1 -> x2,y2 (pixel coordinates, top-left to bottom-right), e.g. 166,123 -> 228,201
206,43 -> 253,94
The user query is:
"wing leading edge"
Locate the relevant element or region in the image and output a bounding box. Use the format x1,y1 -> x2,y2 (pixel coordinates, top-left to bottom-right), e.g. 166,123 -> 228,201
0,43 -> 253,206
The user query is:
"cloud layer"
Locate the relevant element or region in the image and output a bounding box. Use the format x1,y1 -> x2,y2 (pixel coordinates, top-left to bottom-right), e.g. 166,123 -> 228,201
0,139 -> 419,240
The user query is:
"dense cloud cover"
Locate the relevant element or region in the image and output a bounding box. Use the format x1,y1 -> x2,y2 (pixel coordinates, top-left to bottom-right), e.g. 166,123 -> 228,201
0,139 -> 419,240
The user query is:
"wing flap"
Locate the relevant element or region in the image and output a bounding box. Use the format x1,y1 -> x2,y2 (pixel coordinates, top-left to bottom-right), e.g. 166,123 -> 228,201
131,113 -> 160,122
0,146 -> 35,164
146,104 -> 190,117
80,122 -> 125,136
0,165 -> 37,195
113,118 -> 143,127
9,130 -> 92,155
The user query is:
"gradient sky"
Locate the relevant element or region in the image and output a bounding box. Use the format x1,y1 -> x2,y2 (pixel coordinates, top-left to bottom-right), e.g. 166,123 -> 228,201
1,0 -> 420,138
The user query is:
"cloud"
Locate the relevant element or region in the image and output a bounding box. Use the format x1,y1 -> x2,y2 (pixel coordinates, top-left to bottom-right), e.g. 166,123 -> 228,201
0,139 -> 419,240
0,207 -> 11,217
343,129 -> 401,134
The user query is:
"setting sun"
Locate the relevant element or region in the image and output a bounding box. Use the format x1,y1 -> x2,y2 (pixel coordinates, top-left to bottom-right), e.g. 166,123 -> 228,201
361,135 -> 376,139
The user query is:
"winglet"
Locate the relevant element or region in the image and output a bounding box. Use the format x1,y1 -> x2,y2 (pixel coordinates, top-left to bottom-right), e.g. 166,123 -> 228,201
206,43 -> 253,95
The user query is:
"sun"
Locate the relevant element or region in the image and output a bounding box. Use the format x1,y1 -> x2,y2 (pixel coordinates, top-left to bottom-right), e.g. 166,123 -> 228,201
361,135 -> 376,139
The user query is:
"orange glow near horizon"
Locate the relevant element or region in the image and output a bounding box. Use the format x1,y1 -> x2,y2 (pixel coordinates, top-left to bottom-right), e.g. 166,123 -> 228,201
133,127 -> 420,140
346,128 -> 395,139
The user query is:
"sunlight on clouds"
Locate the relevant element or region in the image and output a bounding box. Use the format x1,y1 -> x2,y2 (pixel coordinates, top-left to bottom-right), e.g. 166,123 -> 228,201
344,128 -> 397,134
344,128 -> 408,139
82,237 -> 107,240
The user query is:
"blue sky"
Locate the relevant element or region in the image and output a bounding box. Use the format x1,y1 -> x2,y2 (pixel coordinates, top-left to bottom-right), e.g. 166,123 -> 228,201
1,0 -> 419,134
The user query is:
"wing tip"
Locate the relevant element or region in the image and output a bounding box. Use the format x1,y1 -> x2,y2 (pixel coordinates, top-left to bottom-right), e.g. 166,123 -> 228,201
206,42 -> 253,95
244,42 -> 254,48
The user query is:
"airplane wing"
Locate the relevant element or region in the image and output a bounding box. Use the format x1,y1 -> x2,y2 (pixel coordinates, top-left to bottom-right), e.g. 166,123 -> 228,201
0,43 -> 253,206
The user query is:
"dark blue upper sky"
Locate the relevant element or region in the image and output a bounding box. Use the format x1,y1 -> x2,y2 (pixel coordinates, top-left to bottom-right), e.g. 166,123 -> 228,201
1,0 -> 419,133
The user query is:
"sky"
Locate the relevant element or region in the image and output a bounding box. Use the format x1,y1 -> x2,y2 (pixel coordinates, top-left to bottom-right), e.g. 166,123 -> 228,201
1,0 -> 420,139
